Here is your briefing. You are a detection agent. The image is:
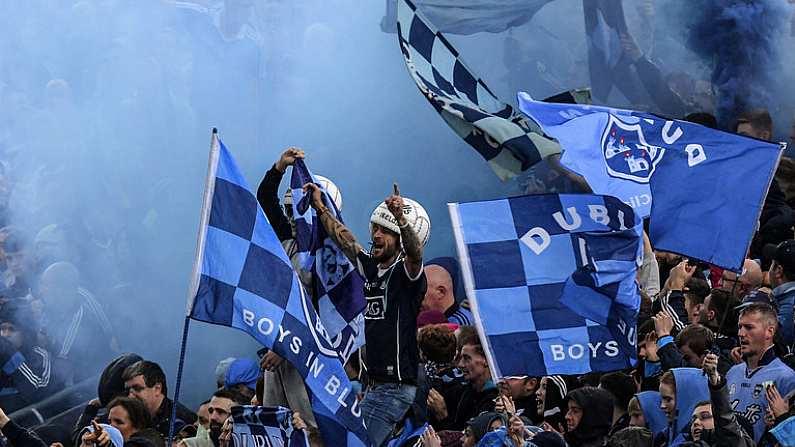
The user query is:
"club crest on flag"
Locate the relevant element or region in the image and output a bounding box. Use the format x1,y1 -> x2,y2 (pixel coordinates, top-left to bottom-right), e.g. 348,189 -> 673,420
601,115 -> 665,183
317,242 -> 350,287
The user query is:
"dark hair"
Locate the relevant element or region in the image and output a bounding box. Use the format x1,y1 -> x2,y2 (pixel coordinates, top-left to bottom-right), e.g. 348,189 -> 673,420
684,277 -> 710,305
607,426 -> 652,447
255,375 -> 264,405
107,396 -> 152,432
739,302 -> 779,331
707,289 -> 740,336
693,400 -> 711,408
122,361 -> 167,396
735,109 -> 772,135
457,325 -> 485,357
418,324 -> 457,364
213,388 -> 249,405
683,112 -> 717,129
0,301 -> 38,348
599,372 -> 636,411
675,325 -> 714,357
637,319 -> 656,341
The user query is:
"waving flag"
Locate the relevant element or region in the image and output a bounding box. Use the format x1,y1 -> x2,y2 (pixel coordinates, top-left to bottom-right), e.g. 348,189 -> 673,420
187,130 -> 370,447
517,93 -> 785,271
449,193 -> 641,377
397,0 -> 561,180
231,406 -> 309,447
289,159 -> 365,362
382,0 -> 553,34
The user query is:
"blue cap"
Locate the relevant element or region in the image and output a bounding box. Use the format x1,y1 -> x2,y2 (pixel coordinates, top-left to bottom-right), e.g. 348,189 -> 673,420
224,358 -> 260,390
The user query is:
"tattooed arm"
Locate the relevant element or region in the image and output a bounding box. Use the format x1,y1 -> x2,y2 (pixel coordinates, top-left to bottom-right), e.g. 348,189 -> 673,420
385,185 -> 423,278
304,183 -> 363,263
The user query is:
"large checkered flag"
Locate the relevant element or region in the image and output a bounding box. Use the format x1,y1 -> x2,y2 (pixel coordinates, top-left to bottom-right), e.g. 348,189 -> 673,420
289,159 -> 365,362
449,193 -> 641,377
397,0 -> 561,180
187,130 -> 370,447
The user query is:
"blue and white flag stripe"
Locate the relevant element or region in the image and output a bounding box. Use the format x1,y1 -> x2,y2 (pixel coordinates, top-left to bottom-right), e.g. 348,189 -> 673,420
289,159 -> 365,362
187,130 -> 370,447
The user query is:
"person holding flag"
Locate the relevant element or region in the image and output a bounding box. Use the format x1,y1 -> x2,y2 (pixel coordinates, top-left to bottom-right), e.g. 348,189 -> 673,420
302,181 -> 429,447
254,147 -> 345,446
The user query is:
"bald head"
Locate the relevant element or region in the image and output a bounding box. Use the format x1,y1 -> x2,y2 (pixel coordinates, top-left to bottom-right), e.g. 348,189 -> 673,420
422,265 -> 455,313
722,259 -> 762,297
38,262 -> 80,304
741,259 -> 763,289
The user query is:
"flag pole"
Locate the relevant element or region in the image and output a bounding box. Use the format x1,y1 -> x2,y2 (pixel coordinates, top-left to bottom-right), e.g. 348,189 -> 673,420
167,317 -> 191,447
169,129 -> 220,447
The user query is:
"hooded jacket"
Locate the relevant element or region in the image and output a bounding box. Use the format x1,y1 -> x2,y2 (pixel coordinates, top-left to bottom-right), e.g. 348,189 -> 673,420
542,375 -> 580,432
564,387 -> 614,447
636,391 -> 668,439
657,368 -> 709,447
680,377 -> 754,447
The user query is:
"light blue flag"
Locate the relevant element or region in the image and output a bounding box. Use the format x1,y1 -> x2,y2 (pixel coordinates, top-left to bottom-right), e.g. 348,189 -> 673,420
449,193 -> 641,377
517,92 -> 785,271
187,131 -> 370,447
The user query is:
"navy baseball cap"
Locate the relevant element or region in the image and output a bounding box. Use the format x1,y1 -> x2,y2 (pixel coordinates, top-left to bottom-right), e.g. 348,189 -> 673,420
735,289 -> 778,313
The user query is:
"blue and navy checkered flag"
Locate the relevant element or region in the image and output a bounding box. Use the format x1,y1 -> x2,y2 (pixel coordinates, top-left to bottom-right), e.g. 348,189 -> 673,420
449,193 -> 642,377
517,92 -> 786,272
289,159 -> 365,362
231,406 -> 309,447
187,131 -> 371,447
397,0 -> 561,181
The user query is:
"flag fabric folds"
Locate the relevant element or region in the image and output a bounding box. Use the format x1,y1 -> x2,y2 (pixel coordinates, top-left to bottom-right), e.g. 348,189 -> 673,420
397,0 -> 561,181
289,159 -> 365,362
517,93 -> 785,272
449,193 -> 641,377
187,132 -> 370,447
231,406 -> 309,447
382,0 -> 553,35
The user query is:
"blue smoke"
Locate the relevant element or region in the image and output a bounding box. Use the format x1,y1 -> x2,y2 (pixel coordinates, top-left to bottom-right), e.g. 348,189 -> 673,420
686,0 -> 793,129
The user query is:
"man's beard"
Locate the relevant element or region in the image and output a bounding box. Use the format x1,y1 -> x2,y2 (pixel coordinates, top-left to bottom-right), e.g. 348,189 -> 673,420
209,423 -> 223,447
373,245 -> 398,263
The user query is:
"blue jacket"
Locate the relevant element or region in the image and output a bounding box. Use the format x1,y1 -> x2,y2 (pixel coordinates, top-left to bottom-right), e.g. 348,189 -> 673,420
773,281 -> 795,351
726,347 -> 795,442
662,368 -> 709,447
637,391 -> 667,438
770,415 -> 795,447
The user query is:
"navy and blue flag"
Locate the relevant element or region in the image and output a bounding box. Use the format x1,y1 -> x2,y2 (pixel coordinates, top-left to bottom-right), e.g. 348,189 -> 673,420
449,193 -> 641,377
397,0 -> 561,180
289,159 -> 365,362
231,406 -> 309,447
187,131 -> 370,447
517,93 -> 785,272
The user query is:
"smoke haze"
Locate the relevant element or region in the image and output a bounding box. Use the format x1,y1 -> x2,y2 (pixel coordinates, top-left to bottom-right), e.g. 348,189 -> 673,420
0,0 -> 792,408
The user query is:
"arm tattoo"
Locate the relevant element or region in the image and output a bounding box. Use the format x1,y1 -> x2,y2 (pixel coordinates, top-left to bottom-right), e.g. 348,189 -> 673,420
399,222 -> 423,275
318,210 -> 362,262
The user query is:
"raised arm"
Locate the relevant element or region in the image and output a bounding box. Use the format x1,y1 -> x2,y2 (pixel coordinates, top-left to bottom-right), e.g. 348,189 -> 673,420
305,183 -> 363,263
385,184 -> 423,278
257,147 -> 304,242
